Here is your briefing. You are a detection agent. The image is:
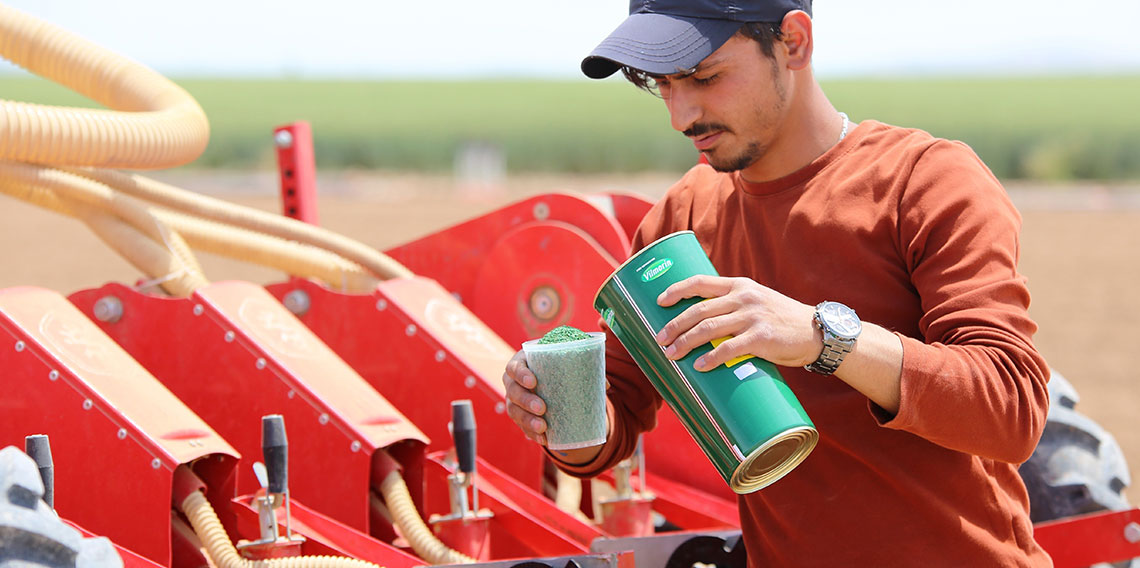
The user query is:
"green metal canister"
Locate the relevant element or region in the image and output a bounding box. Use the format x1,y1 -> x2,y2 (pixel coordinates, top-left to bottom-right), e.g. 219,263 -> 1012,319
593,231 -> 817,494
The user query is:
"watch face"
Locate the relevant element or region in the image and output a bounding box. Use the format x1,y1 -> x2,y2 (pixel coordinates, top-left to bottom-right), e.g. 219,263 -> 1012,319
820,301 -> 861,339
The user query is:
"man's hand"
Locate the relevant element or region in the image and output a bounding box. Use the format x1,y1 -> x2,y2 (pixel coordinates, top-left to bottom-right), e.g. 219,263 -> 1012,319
654,275 -> 822,370
502,350 -> 549,446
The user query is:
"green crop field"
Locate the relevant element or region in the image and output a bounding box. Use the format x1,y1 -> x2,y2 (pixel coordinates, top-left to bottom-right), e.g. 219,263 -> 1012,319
4,74 -> 1139,180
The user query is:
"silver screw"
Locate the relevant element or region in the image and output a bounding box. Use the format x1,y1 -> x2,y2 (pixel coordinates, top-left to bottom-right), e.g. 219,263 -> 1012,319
533,201 -> 550,220
287,390 -> 295,399
15,341 -> 25,352
1125,522 -> 1140,544
224,331 -> 235,343
350,441 -> 362,453
48,370 -> 59,381
193,304 -> 204,316
151,458 -> 162,469
494,402 -> 506,414
451,292 -> 463,303
405,324 -> 417,336
93,296 -> 124,323
117,428 -> 127,440
283,290 -> 311,316
375,299 -> 388,311
275,130 -> 294,149
82,399 -> 93,410
435,350 -> 446,362
318,413 -> 329,425
464,376 -> 476,388
256,358 -> 266,370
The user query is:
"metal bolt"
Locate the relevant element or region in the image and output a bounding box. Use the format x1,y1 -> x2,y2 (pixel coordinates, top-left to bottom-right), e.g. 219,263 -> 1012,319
82,399 -> 93,410
117,428 -> 127,440
287,390 -> 295,399
405,324 -> 417,336
375,299 -> 388,311
318,413 -> 329,425
275,130 -> 294,149
451,292 -> 463,303
464,376 -> 476,389
193,304 -> 204,316
15,341 -> 25,352
256,358 -> 266,370
283,290 -> 311,316
435,350 -> 446,362
151,458 -> 162,469
350,441 -> 362,453
494,402 -> 506,414
533,201 -> 550,221
93,296 -> 124,323
48,370 -> 59,381
1125,522 -> 1140,543
224,331 -> 235,343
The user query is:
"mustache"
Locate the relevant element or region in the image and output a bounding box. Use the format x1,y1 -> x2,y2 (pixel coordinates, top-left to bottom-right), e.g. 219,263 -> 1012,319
683,122 -> 731,138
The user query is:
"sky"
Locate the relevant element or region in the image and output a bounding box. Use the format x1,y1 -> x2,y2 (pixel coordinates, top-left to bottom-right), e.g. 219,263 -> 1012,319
3,0 -> 1140,79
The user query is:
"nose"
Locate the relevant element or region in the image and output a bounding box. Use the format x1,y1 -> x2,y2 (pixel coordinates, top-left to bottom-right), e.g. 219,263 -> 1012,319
665,83 -> 701,134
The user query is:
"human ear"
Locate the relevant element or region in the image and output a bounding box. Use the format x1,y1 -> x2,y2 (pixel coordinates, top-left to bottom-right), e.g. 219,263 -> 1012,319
780,10 -> 813,71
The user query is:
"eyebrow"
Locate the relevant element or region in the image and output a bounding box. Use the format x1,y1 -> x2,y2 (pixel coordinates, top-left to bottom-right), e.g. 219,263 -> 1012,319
653,57 -> 725,81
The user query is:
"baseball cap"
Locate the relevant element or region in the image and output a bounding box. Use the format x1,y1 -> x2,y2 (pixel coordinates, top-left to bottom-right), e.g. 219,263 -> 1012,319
581,0 -> 812,79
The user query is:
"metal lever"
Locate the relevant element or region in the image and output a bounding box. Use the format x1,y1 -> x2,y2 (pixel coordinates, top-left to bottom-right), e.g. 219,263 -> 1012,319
24,434 -> 53,509
446,400 -> 479,518
262,415 -> 288,496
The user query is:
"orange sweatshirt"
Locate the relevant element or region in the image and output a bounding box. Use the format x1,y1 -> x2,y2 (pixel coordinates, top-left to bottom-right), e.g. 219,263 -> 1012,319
562,120 -> 1052,566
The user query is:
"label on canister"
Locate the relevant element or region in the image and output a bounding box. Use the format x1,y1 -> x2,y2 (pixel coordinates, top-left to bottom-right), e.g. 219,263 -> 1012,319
594,231 -> 817,494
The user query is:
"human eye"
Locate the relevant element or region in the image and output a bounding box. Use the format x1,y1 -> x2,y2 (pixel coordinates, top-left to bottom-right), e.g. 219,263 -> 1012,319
693,73 -> 718,86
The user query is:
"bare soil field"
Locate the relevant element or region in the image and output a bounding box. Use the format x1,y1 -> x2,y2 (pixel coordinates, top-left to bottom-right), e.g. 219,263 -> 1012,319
2,171 -> 1137,505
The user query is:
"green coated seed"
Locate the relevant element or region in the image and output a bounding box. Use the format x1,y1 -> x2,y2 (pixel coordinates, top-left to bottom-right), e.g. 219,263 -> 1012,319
538,325 -> 591,344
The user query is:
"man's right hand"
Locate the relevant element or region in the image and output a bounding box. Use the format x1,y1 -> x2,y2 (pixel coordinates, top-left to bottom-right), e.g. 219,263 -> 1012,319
502,349 -> 549,446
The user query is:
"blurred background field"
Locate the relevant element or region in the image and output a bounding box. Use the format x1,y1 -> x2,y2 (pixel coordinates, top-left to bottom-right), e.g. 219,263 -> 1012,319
5,75 -> 1140,180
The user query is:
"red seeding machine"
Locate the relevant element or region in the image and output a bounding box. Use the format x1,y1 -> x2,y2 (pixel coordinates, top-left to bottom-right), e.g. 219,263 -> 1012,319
1,4 -> 1137,567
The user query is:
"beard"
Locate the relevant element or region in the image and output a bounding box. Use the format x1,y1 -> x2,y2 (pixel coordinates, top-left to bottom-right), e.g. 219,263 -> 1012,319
706,140 -> 766,172
689,57 -> 787,174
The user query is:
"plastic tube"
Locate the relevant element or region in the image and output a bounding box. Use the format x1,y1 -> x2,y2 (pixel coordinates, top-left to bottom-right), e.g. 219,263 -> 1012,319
375,470 -> 475,565
0,3 -> 209,169
180,490 -> 384,568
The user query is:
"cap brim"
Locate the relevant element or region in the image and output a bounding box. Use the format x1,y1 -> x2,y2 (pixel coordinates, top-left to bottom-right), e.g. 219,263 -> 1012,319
581,13 -> 742,79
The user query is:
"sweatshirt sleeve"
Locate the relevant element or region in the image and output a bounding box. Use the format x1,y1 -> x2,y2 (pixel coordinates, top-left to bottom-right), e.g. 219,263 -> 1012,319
871,140 -> 1050,464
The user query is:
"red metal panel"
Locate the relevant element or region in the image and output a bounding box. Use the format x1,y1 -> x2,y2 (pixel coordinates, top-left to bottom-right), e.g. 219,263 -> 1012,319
264,276 -> 546,492
0,286 -> 237,565
1034,508 -> 1140,567
597,191 -> 655,243
385,193 -> 629,310
274,122 -> 320,226
68,281 -> 426,535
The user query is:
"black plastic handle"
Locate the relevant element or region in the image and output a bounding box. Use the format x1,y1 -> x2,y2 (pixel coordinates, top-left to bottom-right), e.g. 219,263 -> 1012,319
261,415 -> 288,494
451,400 -> 477,474
24,434 -> 53,508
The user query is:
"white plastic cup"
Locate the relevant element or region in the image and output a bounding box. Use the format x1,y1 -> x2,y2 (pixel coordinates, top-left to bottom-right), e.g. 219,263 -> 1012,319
521,332 -> 608,450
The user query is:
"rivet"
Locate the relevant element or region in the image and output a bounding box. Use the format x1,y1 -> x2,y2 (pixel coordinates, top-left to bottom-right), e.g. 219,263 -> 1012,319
224,331 -> 235,343
464,376 -> 476,388
151,458 -> 162,469
256,358 -> 266,370
350,441 -> 362,453
117,428 -> 127,440
533,201 -> 550,221
435,350 -> 446,362
287,390 -> 295,399
193,304 -> 204,316
283,290 -> 311,316
274,130 -> 294,149
1125,522 -> 1140,544
15,341 -> 25,352
93,296 -> 124,323
319,413 -> 329,425
494,402 -> 506,414
375,299 -> 388,311
405,324 -> 416,336
82,399 -> 93,410
48,370 -> 59,381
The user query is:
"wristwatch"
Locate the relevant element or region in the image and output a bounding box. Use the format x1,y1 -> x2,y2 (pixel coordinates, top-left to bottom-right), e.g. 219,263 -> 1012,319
805,301 -> 862,375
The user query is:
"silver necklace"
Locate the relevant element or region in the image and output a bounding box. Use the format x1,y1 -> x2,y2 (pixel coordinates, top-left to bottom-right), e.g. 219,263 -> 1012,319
838,112 -> 849,142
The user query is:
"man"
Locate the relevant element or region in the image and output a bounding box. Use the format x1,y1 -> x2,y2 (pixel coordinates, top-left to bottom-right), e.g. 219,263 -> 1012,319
502,0 -> 1052,565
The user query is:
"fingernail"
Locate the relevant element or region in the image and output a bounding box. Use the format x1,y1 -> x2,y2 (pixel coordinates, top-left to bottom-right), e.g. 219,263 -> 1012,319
530,399 -> 543,413
655,330 -> 665,343
694,356 -> 707,370
664,345 -> 676,357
